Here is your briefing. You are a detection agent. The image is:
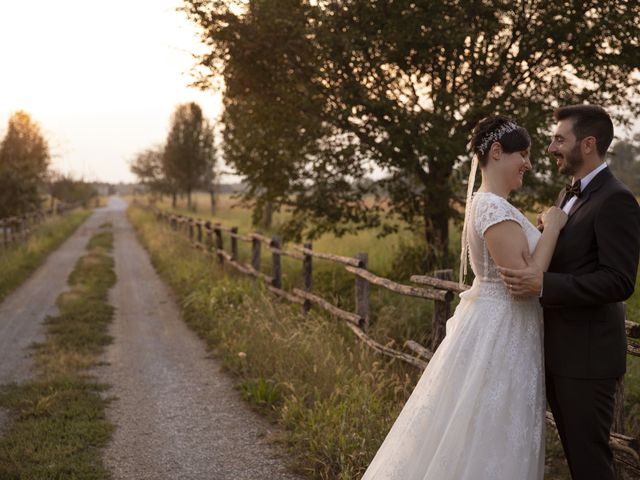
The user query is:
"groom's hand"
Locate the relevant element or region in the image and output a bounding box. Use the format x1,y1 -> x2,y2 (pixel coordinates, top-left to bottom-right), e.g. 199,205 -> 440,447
497,254 -> 543,297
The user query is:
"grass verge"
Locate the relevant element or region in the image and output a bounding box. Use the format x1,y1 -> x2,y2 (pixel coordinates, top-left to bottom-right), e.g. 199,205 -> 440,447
128,205 -> 418,480
0,210 -> 91,303
0,225 -> 116,479
130,203 -> 639,480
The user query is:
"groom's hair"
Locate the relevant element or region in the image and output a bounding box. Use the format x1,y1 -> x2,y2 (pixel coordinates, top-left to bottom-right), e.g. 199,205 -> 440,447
554,105 -> 614,158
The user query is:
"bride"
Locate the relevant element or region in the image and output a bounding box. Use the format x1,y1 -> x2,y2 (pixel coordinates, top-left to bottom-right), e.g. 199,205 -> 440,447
361,116 -> 568,479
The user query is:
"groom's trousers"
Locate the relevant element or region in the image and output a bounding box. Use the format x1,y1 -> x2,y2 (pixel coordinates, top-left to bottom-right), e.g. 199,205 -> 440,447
546,373 -> 618,480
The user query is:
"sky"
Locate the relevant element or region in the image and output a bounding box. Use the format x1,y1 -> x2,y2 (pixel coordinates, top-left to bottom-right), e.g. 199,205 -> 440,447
0,0 -> 224,183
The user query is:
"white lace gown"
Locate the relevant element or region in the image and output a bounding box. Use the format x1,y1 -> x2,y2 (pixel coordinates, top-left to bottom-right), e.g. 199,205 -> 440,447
362,192 -> 545,480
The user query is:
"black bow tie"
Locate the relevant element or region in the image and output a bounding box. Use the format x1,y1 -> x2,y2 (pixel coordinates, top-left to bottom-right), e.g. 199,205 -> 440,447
564,181 -> 582,200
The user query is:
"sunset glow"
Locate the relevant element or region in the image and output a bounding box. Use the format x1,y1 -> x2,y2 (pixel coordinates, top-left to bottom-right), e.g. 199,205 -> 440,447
0,0 -> 222,183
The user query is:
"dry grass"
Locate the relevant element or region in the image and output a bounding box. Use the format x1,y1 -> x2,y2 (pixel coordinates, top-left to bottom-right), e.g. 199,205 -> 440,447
130,195 -> 640,480
0,229 -> 116,479
129,205 -> 421,479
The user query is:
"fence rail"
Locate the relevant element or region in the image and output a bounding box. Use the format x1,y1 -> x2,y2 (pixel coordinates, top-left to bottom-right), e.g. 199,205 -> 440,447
0,203 -> 82,250
152,207 -> 640,476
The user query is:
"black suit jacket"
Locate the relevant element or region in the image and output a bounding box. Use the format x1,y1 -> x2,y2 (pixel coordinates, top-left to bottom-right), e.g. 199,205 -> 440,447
542,167 -> 640,379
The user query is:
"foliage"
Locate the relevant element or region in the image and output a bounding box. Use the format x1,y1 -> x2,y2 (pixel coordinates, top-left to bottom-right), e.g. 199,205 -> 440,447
129,144 -> 175,196
183,0 -> 640,271
0,111 -> 50,218
164,102 -> 216,209
609,135 -> 640,196
0,210 -> 90,302
48,173 -> 97,206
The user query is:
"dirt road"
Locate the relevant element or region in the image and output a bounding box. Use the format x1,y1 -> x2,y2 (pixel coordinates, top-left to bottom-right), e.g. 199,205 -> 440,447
0,204 -> 115,433
97,198 -> 300,480
0,207 -> 111,385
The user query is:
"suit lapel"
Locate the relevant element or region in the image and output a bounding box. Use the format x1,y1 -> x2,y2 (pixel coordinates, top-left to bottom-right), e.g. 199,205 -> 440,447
568,167 -> 612,218
556,189 -> 567,208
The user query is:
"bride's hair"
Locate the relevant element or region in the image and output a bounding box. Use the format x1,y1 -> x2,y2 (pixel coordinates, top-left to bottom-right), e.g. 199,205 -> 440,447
470,116 -> 530,166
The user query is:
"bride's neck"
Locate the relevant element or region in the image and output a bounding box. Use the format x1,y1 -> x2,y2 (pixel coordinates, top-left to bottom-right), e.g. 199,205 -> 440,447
477,173 -> 510,199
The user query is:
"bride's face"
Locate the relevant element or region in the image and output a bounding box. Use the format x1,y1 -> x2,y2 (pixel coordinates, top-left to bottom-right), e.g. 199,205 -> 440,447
499,148 -> 532,190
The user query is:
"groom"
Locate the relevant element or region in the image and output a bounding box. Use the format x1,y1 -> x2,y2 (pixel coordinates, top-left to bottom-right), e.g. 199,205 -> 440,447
498,105 -> 640,479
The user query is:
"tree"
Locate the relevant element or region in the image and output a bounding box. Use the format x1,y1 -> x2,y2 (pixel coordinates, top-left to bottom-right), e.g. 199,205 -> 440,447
308,0 -> 640,266
609,135 -> 640,196
184,0 -> 640,268
130,145 -> 173,200
164,102 -> 216,210
48,172 -> 97,206
0,111 -> 50,217
182,0 -> 328,227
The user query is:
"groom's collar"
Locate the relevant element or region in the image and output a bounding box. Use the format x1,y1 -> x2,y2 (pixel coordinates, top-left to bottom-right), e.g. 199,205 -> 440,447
574,162 -> 608,191
566,166 -> 612,217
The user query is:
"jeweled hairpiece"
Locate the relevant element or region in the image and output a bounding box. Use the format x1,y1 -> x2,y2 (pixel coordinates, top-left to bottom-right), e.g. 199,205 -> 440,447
477,122 -> 518,155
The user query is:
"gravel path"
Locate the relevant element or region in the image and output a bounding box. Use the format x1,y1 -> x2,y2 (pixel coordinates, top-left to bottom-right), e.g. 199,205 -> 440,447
0,209 -> 105,384
97,198 -> 301,480
0,204 -> 114,433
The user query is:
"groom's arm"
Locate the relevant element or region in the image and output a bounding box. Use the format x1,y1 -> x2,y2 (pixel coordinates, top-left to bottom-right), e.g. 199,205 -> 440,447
541,191 -> 640,307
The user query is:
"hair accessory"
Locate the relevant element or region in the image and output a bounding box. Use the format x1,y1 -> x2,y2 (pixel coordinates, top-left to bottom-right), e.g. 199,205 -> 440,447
459,154 -> 478,287
477,122 -> 518,155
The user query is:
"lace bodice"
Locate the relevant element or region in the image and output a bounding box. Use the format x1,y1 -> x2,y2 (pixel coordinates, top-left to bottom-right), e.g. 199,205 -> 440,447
468,192 -> 541,283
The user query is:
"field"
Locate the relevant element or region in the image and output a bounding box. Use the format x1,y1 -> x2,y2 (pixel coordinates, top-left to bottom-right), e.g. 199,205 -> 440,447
132,191 -> 640,479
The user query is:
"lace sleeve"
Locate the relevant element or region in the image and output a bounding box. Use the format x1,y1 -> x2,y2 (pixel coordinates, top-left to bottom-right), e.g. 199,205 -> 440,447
474,193 -> 521,237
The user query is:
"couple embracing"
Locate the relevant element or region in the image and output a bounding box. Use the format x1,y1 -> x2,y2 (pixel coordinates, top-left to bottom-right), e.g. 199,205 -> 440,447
362,105 -> 640,480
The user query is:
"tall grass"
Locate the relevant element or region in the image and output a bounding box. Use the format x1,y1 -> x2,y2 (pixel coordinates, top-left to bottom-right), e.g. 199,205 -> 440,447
129,206 -> 420,479
0,210 -> 90,302
0,227 -> 116,479
133,194 -> 640,479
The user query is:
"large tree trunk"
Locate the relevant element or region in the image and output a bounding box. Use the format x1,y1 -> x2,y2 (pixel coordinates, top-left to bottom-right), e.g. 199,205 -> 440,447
424,209 -> 450,267
422,181 -> 452,271
187,189 -> 193,210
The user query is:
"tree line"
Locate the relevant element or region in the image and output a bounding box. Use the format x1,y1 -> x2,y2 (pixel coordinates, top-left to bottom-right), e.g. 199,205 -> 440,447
0,111 -> 96,219
130,102 -> 216,212
178,0 -> 639,269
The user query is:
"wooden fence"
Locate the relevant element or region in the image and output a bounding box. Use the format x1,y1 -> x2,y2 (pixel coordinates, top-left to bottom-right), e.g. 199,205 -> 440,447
153,207 -> 640,477
0,203 -> 81,250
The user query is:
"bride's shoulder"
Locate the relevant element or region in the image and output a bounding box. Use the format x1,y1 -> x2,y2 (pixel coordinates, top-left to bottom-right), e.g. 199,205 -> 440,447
472,191 -> 512,209
471,192 -> 523,234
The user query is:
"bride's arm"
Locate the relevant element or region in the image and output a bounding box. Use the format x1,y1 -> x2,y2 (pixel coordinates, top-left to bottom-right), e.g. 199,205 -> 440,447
485,207 -> 567,272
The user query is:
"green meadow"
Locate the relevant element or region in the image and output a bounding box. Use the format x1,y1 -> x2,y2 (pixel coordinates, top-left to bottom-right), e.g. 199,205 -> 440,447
132,192 -> 640,479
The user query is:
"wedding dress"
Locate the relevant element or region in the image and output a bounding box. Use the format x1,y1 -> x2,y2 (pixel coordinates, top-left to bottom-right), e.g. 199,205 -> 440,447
362,191 -> 545,480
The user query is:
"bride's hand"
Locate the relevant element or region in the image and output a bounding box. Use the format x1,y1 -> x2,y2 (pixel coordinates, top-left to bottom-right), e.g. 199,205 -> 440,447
541,207 -> 568,232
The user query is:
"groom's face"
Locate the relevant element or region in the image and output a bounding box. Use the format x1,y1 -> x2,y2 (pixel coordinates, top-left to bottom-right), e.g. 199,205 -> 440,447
548,118 -> 584,176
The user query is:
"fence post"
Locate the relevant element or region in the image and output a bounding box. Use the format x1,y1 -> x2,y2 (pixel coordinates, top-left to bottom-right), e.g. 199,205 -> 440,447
214,223 -> 224,265
231,227 -> 239,261
355,252 -> 370,330
196,220 -> 203,245
271,235 -> 282,289
188,218 -> 194,243
205,221 -> 213,253
251,235 -> 261,272
431,269 -> 453,350
303,242 -> 313,314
